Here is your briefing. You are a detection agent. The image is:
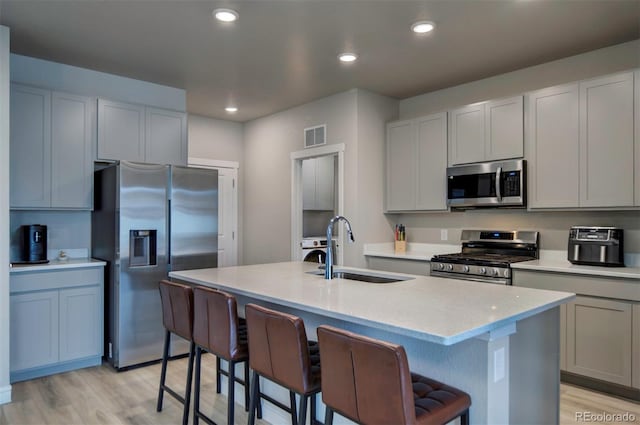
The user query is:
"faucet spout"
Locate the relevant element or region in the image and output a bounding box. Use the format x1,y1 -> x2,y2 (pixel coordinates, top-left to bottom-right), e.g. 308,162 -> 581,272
325,215 -> 355,280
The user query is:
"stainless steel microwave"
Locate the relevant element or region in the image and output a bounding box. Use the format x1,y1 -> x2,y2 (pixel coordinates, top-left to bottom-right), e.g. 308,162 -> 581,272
447,159 -> 526,208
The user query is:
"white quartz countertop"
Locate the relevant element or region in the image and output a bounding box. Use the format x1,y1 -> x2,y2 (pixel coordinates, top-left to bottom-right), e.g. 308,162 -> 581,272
9,258 -> 107,273
512,259 -> 640,280
363,242 -> 459,261
170,261 -> 574,346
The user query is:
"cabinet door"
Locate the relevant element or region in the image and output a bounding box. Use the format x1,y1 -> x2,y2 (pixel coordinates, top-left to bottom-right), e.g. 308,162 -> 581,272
10,84 -> 51,208
59,286 -> 102,362
579,72 -> 634,207
51,92 -> 95,209
566,296 -> 632,386
386,120 -> 416,211
145,107 -> 188,166
448,103 -> 485,165
485,96 -> 523,161
634,70 -> 640,206
97,99 -> 145,162
416,113 -> 447,210
10,291 -> 59,371
633,304 -> 640,389
314,155 -> 335,210
302,158 -> 316,210
526,84 -> 580,208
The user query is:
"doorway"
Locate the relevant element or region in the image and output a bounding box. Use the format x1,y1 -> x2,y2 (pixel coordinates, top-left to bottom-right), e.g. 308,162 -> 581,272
188,158 -> 239,267
290,144 -> 345,263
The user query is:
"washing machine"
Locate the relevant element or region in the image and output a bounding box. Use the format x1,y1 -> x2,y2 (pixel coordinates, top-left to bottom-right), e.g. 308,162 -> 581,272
301,236 -> 328,264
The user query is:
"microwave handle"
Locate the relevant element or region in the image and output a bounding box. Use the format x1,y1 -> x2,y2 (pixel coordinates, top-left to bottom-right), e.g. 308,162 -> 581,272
495,167 -> 502,202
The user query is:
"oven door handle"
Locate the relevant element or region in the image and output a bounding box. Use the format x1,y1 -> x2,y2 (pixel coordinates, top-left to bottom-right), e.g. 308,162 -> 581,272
495,166 -> 502,202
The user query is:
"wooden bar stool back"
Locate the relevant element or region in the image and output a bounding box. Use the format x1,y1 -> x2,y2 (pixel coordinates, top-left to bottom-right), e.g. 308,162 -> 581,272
157,280 -> 196,425
245,303 -> 321,425
317,325 -> 471,425
192,286 -> 259,425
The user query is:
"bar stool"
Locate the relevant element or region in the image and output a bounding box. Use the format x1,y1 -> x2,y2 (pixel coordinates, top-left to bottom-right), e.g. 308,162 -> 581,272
192,286 -> 261,425
157,280 -> 196,425
317,325 -> 471,425
245,303 -> 321,425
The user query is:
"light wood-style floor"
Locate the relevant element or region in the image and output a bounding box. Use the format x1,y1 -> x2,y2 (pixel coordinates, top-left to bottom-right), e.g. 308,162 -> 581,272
1,355 -> 638,425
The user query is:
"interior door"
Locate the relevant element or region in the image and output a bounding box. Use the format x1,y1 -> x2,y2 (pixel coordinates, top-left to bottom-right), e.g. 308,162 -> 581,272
216,167 -> 238,267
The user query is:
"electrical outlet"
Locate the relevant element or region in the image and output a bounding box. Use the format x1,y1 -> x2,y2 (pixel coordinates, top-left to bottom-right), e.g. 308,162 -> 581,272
440,229 -> 448,241
494,347 -> 505,382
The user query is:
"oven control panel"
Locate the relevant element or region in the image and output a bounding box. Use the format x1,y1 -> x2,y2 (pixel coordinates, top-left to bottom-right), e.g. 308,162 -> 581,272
430,262 -> 511,284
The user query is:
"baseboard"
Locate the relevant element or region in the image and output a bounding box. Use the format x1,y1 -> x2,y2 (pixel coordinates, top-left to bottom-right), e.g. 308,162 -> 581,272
0,384 -> 12,405
561,371 -> 640,401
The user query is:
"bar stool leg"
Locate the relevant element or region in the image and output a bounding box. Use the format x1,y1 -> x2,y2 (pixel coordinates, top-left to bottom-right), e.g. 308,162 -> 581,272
156,330 -> 171,412
216,356 -> 222,394
228,360 -> 236,425
461,410 -> 470,425
182,341 -> 196,425
297,395 -> 307,425
244,361 -> 250,411
324,407 -> 334,425
193,346 -> 202,425
256,372 -> 263,419
310,394 -> 317,425
248,371 -> 259,425
289,391 -> 298,425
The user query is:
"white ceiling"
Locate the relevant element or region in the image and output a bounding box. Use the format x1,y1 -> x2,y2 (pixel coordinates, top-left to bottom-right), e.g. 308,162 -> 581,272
1,0 -> 638,122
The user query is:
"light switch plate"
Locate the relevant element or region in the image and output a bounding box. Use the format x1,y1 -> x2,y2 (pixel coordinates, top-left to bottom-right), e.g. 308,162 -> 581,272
440,229 -> 448,241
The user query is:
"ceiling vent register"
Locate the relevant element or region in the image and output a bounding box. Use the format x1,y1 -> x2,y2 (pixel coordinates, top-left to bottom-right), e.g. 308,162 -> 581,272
304,124 -> 326,148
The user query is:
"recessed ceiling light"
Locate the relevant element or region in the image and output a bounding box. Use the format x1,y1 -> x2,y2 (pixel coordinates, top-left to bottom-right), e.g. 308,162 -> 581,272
225,106 -> 238,113
338,53 -> 358,63
213,8 -> 238,22
411,21 -> 435,34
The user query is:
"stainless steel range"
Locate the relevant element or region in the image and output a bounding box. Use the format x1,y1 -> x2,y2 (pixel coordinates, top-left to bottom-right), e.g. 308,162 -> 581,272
430,230 -> 539,284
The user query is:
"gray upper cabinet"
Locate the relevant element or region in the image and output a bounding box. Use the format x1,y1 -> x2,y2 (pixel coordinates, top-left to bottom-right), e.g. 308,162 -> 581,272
10,84 -> 94,210
386,113 -> 447,212
51,92 -> 95,209
10,84 -> 51,208
448,96 -> 523,165
526,83 -> 580,208
579,72 -> 634,207
145,107 -> 188,166
98,99 -> 187,165
302,156 -> 335,211
97,99 -> 145,162
527,71 -> 635,209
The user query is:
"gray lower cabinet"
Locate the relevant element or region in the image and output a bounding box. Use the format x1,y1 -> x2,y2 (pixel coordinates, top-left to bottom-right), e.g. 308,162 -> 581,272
513,269 -> 639,393
98,98 -> 188,165
10,83 -> 94,210
566,296 -> 633,386
9,266 -> 104,383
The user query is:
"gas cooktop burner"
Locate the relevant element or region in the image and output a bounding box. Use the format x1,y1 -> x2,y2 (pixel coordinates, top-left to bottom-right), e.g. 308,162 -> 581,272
430,230 -> 539,285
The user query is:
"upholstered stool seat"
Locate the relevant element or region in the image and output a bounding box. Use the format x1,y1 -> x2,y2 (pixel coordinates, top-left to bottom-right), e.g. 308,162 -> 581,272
157,280 -> 196,425
192,286 -> 261,425
245,303 -> 321,425
317,325 -> 471,425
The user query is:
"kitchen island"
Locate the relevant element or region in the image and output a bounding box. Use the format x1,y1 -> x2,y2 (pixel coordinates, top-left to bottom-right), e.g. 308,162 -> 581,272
170,261 -> 574,425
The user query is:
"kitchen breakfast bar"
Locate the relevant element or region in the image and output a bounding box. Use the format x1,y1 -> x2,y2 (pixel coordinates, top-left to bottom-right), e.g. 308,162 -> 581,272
170,262 -> 575,425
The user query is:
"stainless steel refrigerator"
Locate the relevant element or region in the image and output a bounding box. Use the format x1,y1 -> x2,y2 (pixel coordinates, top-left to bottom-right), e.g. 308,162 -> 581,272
92,161 -> 218,370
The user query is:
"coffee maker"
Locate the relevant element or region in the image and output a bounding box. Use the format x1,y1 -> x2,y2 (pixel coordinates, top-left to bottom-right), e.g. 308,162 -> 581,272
21,224 -> 48,263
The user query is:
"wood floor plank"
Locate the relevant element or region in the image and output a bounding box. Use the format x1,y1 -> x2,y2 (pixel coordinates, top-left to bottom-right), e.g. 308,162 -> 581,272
1,355 -> 638,424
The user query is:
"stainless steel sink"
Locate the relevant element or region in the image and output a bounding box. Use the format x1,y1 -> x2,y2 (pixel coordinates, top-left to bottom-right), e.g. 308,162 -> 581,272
306,269 -> 413,284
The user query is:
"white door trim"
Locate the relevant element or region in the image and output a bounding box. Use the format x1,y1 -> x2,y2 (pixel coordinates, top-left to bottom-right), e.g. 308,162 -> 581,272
291,143 -> 345,262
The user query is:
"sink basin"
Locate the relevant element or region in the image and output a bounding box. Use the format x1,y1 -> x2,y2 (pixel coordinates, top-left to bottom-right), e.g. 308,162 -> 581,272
306,269 -> 413,284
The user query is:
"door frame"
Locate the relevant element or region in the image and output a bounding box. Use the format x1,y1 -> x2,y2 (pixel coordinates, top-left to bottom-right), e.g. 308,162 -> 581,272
188,157 -> 239,266
290,143 -> 345,262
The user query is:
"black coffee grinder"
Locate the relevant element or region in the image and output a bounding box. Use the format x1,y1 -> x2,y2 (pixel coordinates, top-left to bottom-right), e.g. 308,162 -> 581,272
21,224 -> 48,263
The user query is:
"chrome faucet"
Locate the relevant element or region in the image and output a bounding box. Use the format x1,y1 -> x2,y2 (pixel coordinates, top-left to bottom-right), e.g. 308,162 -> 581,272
325,215 -> 355,279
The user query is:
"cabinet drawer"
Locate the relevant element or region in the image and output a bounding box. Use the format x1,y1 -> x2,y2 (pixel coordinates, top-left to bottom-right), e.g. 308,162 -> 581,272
10,267 -> 103,293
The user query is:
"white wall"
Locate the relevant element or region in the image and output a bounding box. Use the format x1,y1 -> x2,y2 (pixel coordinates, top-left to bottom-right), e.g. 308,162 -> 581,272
10,54 -> 186,111
400,39 -> 640,119
188,114 -> 243,162
391,40 -> 640,253
0,25 -> 12,405
243,90 -> 358,265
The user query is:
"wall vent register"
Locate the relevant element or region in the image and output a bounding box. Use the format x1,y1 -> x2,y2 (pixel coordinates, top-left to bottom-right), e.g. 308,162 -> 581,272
304,124 -> 326,148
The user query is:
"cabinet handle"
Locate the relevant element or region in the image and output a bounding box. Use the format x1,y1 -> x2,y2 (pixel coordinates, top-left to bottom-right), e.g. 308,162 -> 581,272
495,167 -> 502,202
